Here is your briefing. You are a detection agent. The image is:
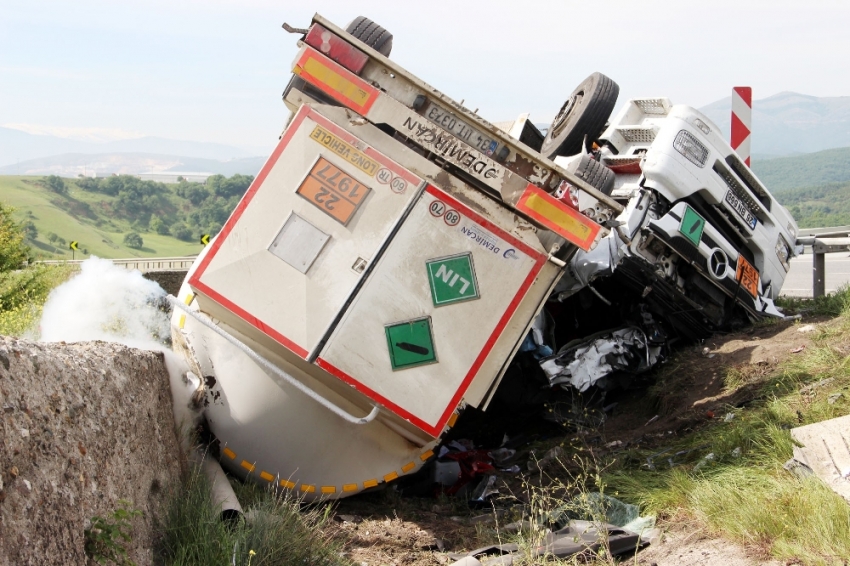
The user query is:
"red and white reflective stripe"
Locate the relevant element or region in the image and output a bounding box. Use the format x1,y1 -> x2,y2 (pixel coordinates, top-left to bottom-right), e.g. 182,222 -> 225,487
731,86 -> 752,167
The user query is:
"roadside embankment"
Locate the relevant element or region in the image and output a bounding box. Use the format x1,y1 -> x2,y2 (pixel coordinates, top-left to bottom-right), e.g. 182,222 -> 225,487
0,337 -> 183,566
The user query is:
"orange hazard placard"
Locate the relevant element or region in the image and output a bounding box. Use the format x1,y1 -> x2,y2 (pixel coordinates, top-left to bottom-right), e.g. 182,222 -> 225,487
297,157 -> 370,225
736,255 -> 759,298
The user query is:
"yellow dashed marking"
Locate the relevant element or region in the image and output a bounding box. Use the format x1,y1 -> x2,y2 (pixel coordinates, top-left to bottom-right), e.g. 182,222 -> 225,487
184,293 -> 195,305
448,413 -> 459,427
178,315 -> 186,329
343,483 -> 358,492
363,479 -> 378,489
259,471 -> 274,482
280,479 -> 296,489
240,460 -> 256,473
383,471 -> 399,483
321,486 -> 336,494
301,484 -> 316,493
222,447 -> 236,460
420,450 -> 434,461
401,462 -> 415,473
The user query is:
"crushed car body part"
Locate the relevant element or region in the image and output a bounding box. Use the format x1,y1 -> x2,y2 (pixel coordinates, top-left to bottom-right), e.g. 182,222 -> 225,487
170,13 -> 620,500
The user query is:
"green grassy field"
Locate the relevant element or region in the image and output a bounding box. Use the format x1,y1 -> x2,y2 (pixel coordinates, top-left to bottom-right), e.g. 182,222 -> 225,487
0,176 -> 201,259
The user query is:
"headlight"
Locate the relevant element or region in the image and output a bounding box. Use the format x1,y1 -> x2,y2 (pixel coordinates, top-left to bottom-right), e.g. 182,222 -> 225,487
673,130 -> 709,168
775,236 -> 791,272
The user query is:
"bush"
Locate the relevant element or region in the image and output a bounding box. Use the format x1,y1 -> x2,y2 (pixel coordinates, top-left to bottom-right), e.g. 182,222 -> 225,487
0,265 -> 75,336
123,232 -> 143,249
170,223 -> 193,242
44,175 -> 68,195
0,202 -> 29,272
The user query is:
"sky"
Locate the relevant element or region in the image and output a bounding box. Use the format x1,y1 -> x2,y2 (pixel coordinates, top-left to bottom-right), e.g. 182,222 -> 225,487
2,0 -> 849,155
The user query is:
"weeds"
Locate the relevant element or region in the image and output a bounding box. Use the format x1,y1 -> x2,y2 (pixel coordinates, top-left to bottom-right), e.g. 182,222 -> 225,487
85,500 -> 143,566
597,286 -> 850,564
159,464 -> 351,566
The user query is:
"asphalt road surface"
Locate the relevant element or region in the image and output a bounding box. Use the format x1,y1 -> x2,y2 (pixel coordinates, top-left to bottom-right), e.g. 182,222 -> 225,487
782,252 -> 850,297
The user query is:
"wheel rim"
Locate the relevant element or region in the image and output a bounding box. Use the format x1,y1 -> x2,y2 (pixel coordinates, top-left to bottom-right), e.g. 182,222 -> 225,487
551,91 -> 583,138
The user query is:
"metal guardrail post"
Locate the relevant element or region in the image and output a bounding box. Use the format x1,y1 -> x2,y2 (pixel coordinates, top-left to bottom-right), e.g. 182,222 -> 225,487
814,251 -> 826,298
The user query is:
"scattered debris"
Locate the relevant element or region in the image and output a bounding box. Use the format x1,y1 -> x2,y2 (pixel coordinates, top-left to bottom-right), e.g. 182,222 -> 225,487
829,393 -> 844,405
786,414 -> 850,502
644,415 -> 660,427
723,412 -> 736,422
797,324 -> 817,333
800,378 -> 835,394
693,453 -> 716,472
790,345 -> 806,354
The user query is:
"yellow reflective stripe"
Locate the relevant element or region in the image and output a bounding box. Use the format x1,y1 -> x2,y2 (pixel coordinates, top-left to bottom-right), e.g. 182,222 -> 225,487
184,293 -> 194,305
302,57 -> 372,108
280,479 -> 296,489
222,447 -> 236,460
363,479 -> 378,489
342,483 -> 358,492
259,471 -> 274,482
383,471 -> 399,483
178,315 -> 186,329
401,462 -> 415,473
448,413 -> 459,427
300,484 -> 316,493
420,450 -> 434,461
240,461 -> 255,473
321,486 -> 336,494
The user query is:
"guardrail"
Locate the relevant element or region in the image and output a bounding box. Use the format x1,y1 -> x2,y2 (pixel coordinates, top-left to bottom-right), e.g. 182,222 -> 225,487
796,228 -> 850,298
37,256 -> 196,273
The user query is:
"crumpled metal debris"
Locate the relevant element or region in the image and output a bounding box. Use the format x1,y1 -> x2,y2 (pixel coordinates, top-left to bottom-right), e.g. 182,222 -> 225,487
539,326 -> 662,391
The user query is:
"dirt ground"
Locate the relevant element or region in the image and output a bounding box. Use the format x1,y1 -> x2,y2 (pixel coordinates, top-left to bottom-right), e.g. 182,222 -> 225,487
328,316 -> 824,566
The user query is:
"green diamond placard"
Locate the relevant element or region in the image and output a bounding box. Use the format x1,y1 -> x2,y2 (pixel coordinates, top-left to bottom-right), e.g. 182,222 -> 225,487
385,317 -> 437,371
426,253 -> 479,307
679,205 -> 706,247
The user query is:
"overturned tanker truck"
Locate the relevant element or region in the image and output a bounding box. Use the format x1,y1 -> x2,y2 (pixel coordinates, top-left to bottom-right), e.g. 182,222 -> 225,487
168,14 -> 621,500
168,14 -> 797,499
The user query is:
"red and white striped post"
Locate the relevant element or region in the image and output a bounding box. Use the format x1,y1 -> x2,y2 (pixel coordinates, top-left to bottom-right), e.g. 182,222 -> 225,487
731,86 -> 752,166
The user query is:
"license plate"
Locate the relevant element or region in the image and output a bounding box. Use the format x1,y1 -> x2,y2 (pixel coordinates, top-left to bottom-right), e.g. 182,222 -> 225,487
724,189 -> 757,230
424,103 -> 499,155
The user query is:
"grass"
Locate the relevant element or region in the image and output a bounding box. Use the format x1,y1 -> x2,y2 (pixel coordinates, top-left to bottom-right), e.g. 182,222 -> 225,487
0,176 -> 200,259
159,464 -> 352,566
596,287 -> 850,565
0,264 -> 76,336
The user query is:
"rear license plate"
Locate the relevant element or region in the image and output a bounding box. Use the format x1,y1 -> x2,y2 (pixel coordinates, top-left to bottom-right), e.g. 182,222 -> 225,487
724,189 -> 757,230
424,103 -> 498,155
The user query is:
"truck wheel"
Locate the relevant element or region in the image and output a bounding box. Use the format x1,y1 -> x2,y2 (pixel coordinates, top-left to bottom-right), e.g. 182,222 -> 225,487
563,153 -> 616,196
541,72 -> 619,159
345,16 -> 393,57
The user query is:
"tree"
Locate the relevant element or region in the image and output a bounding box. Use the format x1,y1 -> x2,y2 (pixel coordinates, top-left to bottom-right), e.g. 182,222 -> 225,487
149,216 -> 170,235
47,232 -> 58,244
123,232 -> 143,249
170,222 -> 193,242
44,175 -> 68,195
20,220 -> 37,240
0,203 -> 29,271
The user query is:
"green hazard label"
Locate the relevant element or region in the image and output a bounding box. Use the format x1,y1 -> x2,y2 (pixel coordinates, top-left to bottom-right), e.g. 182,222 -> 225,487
426,253 -> 479,307
385,317 -> 437,371
679,206 -> 706,247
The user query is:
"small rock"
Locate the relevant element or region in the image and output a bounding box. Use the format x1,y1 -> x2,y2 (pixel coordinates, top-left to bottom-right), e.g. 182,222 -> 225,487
797,324 -> 816,333
828,393 -> 844,405
605,440 -> 623,448
10,467 -> 18,478
20,429 -> 29,438
335,514 -> 362,524
23,479 -> 31,491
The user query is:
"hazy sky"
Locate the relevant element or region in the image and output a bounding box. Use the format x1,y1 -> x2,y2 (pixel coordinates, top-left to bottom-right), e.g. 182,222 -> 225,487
2,0 -> 848,154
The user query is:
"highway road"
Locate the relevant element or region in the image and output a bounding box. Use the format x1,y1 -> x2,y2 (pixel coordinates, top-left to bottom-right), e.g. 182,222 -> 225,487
783,252 -> 850,297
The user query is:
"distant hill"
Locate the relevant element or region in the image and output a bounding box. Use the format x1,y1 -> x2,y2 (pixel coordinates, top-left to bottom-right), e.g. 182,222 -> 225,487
753,147 -> 850,192
0,174 -> 251,259
699,92 -> 850,156
0,152 -> 266,177
0,126 -> 265,168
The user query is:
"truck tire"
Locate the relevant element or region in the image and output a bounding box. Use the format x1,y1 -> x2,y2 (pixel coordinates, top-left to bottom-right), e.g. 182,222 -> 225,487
541,72 -> 619,159
345,16 -> 393,57
563,153 -> 616,196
